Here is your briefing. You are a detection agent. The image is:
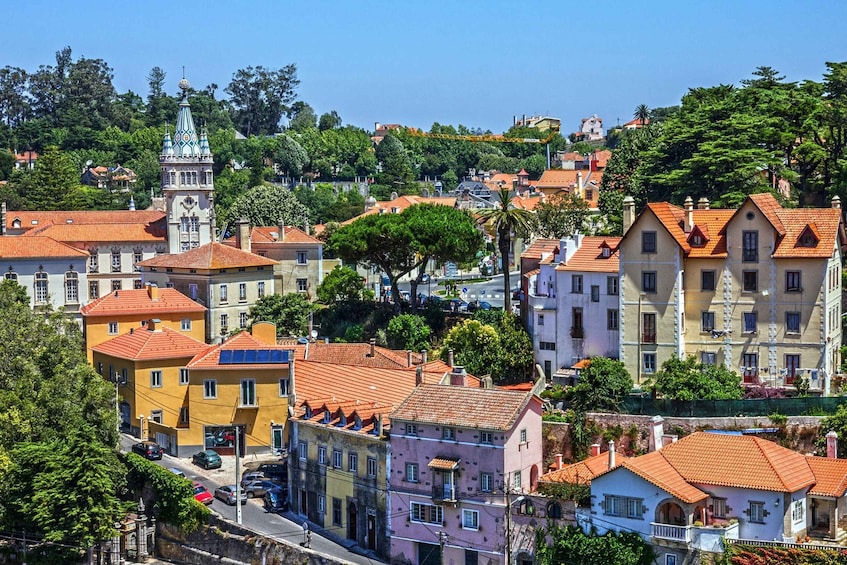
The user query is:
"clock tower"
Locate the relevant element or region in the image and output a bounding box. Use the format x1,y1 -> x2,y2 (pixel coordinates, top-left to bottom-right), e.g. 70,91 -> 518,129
161,78 -> 215,254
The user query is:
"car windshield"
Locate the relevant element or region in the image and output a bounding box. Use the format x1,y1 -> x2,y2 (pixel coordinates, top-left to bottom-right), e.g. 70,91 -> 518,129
194,486 -> 205,494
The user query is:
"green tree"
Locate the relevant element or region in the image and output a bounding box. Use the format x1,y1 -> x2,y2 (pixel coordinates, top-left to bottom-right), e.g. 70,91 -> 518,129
288,101 -> 317,132
633,103 -> 650,126
566,357 -> 632,413
15,145 -> 86,210
533,192 -> 590,238
224,183 -> 311,228
225,64 -> 299,136
477,187 -> 535,312
375,133 -> 415,189
536,525 -> 655,565
316,265 -> 368,304
386,314 -> 431,351
439,319 -> 502,379
124,453 -> 208,531
650,355 -> 742,401
318,110 -> 342,131
249,293 -> 313,337
274,134 -> 308,177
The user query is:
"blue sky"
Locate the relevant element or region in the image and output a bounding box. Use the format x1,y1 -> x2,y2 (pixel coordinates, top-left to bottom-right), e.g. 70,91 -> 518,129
4,1 -> 844,134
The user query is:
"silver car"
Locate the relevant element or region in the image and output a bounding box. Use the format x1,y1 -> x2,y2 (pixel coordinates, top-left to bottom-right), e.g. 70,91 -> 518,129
214,485 -> 247,505
242,479 -> 279,499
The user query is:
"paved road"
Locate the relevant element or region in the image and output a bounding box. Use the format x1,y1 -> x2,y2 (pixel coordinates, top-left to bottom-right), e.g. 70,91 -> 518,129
122,436 -> 380,564
397,270 -> 519,309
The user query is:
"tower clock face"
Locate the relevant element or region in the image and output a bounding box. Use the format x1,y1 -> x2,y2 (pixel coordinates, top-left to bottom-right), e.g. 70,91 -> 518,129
182,196 -> 196,210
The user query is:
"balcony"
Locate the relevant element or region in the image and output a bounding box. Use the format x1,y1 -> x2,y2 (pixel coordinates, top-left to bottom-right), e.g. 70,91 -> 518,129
651,522 -> 690,543
642,332 -> 656,343
432,484 -> 457,502
570,327 -> 584,339
652,521 -> 739,552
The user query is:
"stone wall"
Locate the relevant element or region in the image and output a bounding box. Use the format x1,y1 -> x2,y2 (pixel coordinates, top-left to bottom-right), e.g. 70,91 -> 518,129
156,515 -> 355,565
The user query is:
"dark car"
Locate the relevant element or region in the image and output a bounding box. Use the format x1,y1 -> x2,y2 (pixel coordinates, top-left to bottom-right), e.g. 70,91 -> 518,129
444,298 -> 468,312
467,300 -> 492,312
264,486 -> 289,513
192,449 -> 222,470
256,462 -> 287,482
131,441 -> 163,460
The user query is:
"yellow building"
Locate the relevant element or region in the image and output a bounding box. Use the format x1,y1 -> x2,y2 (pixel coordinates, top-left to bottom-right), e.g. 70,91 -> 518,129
91,318 -> 209,453
619,193 -> 845,390
81,284 -> 205,361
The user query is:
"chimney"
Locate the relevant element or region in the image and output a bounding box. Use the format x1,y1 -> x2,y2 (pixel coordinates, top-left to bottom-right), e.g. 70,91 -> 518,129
450,366 -> 467,387
288,354 -> 296,406
148,318 -> 161,332
827,431 -> 838,458
369,338 -> 375,358
479,376 -> 493,389
590,443 -> 601,457
146,283 -> 159,301
406,350 -> 413,368
649,415 -> 665,452
303,220 -> 309,236
622,196 -> 636,235
697,197 -> 710,210
684,196 -> 694,233
1,202 -> 6,236
277,219 -> 285,241
374,122 -> 381,132
420,349 -> 428,365
236,217 -> 250,252
608,440 -> 616,469
576,171 -> 583,196
447,349 -> 454,368
415,365 -> 423,386
555,453 -> 564,470
375,413 -> 383,437
833,196 -> 842,210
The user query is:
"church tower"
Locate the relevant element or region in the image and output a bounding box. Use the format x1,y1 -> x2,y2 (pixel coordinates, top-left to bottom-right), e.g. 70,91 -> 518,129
161,77 -> 215,254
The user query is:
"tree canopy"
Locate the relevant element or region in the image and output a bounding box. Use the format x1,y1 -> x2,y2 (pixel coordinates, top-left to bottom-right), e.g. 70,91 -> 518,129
650,355 -> 743,401
316,265 -> 370,304
249,293 -> 314,337
223,183 -> 311,229
566,357 -> 633,413
536,525 -> 655,565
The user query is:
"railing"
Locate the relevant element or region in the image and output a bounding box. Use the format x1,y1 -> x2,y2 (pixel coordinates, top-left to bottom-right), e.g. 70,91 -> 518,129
570,327 -> 584,339
642,332 -> 656,343
432,485 -> 456,501
651,522 -> 690,542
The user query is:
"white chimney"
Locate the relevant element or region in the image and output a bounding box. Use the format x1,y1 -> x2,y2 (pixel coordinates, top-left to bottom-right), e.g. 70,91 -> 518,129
622,196 -> 636,235
555,453 -> 564,470
649,415 -> 665,452
684,196 -> 694,233
833,196 -> 842,210
406,350 -> 413,368
827,431 -> 838,458
236,217 -> 250,252
420,349 -> 428,365
608,440 -> 616,469
697,197 -> 710,210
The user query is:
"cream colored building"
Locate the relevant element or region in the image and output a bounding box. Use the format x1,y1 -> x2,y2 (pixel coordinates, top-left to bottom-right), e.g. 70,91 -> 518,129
619,193 -> 845,391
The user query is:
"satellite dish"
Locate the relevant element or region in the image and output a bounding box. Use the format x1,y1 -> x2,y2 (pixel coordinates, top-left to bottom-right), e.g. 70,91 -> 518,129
85,160 -> 93,167
310,330 -> 318,339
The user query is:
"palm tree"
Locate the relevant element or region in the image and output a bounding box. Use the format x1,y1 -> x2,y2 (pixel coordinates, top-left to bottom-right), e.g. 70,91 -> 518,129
477,187 -> 534,313
633,104 -> 650,126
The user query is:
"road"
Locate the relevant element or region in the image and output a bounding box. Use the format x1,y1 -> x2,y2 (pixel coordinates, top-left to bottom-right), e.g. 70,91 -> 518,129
397,270 -> 519,309
122,436 -> 380,565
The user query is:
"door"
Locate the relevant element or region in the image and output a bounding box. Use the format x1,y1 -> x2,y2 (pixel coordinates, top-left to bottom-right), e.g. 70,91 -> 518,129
442,471 -> 453,500
120,402 -> 131,430
367,510 -> 376,551
300,489 -> 308,516
347,502 -> 357,542
271,426 -> 284,454
418,542 -> 441,565
743,353 -> 759,383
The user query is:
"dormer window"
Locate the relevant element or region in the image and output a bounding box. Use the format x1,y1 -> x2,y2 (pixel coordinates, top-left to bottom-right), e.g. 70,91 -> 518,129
692,234 -> 703,246
322,411 -> 331,424
687,226 -> 708,247
798,224 -> 819,248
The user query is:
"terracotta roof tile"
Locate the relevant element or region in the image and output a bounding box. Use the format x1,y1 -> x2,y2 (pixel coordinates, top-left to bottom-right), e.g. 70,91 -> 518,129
539,451 -> 621,485
748,193 -> 786,235
344,195 -> 456,224
0,236 -> 88,259
223,225 -> 321,246
521,239 -> 559,260
302,342 -> 425,369
535,169 -> 580,189
91,326 -> 208,361
80,288 -> 205,317
390,384 -> 535,431
6,210 -> 165,231
620,450 -> 709,504
645,202 -> 689,251
187,331 -> 292,370
137,242 -> 276,270
428,457 -> 460,470
555,236 -> 621,273
806,456 -> 847,497
772,209 -> 842,258
686,210 -> 733,258
24,222 -> 167,243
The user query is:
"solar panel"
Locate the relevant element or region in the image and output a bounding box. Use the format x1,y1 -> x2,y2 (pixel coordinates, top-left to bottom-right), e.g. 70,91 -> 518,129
218,349 -> 290,364
219,350 -> 233,364
255,350 -> 269,363
244,350 -> 258,363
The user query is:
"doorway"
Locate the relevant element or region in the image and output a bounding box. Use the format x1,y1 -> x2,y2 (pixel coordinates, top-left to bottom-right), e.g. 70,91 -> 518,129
367,509 -> 376,551
348,502 -> 357,542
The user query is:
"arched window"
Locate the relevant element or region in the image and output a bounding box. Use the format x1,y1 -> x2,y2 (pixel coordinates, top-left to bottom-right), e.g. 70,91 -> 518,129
34,271 -> 48,304
4,271 -> 17,282
547,501 -> 562,519
65,271 -> 79,303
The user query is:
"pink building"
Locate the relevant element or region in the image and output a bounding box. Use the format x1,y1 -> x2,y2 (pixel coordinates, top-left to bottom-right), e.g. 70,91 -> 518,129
388,375 -> 543,565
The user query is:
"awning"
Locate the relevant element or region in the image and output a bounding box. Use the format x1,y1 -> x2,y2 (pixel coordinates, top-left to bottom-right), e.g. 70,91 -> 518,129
428,457 -> 460,471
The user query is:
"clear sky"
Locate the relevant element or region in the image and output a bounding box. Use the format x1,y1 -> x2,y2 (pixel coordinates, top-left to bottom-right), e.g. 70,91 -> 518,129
4,0 -> 845,134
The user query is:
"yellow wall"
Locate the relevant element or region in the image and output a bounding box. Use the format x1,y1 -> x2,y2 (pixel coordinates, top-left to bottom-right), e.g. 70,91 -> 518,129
85,312 -> 205,361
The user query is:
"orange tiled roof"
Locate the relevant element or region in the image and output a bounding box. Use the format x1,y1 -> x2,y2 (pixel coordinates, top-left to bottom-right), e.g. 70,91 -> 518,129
535,169 -> 580,189
223,225 -> 321,246
137,242 -> 276,270
344,195 -> 456,224
390,384 -> 535,431
6,210 -> 165,231
540,451 -> 622,485
644,202 -> 689,252
297,399 -> 391,435
521,238 -> 559,260
592,150 -> 612,168
428,457 -> 460,470
806,456 -> 847,497
299,341 -> 454,370
0,236 -> 88,259
23,222 -> 166,243
555,236 -> 621,273
747,192 -> 786,235
684,210 -> 734,258
620,450 -> 709,504
772,208 -> 842,258
80,288 -> 205,317
558,152 -> 585,162
187,331 -> 292,370
91,325 -> 208,361
511,194 -> 545,211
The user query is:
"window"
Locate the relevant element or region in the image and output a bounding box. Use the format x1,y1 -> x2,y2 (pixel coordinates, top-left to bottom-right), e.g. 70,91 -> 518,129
220,314 -> 228,335
238,283 -> 247,301
410,502 -> 443,525
742,270 -> 758,292
179,368 -> 189,385
297,278 -> 308,292
219,284 -> 228,303
181,318 -> 191,331
190,216 -> 199,233
405,423 -> 418,436
642,231 -> 657,253
537,314 -> 544,326
179,406 -> 189,424
590,285 -> 600,302
666,555 -> 678,565
748,501 -> 765,523
150,370 -> 162,388
786,311 -> 801,334
701,311 -> 715,332
701,352 -> 717,365
786,271 -> 801,292
239,312 -> 247,329
627,498 -> 643,519
466,550 -> 479,565
88,281 -> 99,300
786,354 -> 800,381
318,445 -> 327,465
348,452 -> 358,473
572,307 -> 584,337
571,275 -> 583,293
108,321 -> 119,335
133,279 -> 143,289
642,313 -> 656,343
180,216 -> 189,233
462,509 -> 479,530
89,252 -> 98,273
642,271 -> 657,293
299,441 -> 308,461
513,470 -> 522,490
111,250 -> 121,272
643,353 -> 657,374
297,251 -> 307,265
608,309 -> 619,330
712,497 -> 727,519
480,431 -> 493,444
2,272 -> 16,282
279,378 -> 290,396
539,341 -> 556,351
318,495 -> 326,514
367,457 -> 377,477
108,279 -> 120,292
332,498 -> 342,526
203,379 -> 217,399
520,429 -> 527,443
133,250 -> 143,267
480,472 -> 493,492
257,281 -> 266,298
333,449 -> 342,469
701,270 -> 716,291
240,379 -> 256,407
34,272 -> 48,304
150,409 -> 162,423
443,427 -> 456,440
405,463 -> 419,483
742,230 -> 758,262
189,284 -> 198,300
64,271 -> 78,303
743,312 -> 758,333
607,276 -> 618,295
604,495 -> 622,516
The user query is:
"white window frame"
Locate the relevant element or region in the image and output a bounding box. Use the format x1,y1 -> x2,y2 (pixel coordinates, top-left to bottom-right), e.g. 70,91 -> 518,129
181,318 -> 191,331
318,445 -> 327,465
406,462 -> 419,483
65,271 -> 79,303
299,441 -> 308,461
410,502 -> 443,525
179,368 -> 189,385
238,283 -> 247,301
296,251 -> 308,265
34,272 -> 48,304
462,509 -> 479,530
297,278 -> 308,292
240,378 -> 257,407
405,423 -> 418,436
513,470 -> 522,490
749,501 -> 765,523
318,494 -> 326,514
239,311 -> 248,329
257,281 -> 266,298
219,284 -> 228,303
480,431 -> 493,444
108,321 -> 119,335
333,449 -> 342,469
442,427 -> 455,440
643,353 -> 657,374
480,472 -> 493,492
712,497 -> 727,519
367,456 -> 377,477
203,379 -> 217,399
150,370 -> 162,388
348,452 -> 358,473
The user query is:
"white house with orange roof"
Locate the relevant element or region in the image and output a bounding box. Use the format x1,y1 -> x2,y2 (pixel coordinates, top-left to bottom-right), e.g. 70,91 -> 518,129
619,193 -> 846,388
525,234 -> 621,378
138,242 -> 276,343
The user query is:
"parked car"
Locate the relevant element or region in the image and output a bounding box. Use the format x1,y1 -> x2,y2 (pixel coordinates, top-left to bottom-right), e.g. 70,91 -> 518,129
214,485 -> 247,506
420,273 -> 430,284
445,298 -> 469,312
131,441 -> 163,460
242,479 -> 278,499
192,482 -> 214,505
192,449 -> 222,470
167,467 -> 186,478
255,462 -> 287,482
264,486 -> 289,513
241,471 -> 267,484
467,300 -> 493,312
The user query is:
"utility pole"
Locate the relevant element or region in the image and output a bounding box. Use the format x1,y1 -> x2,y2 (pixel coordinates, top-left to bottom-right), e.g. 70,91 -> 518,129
505,483 -> 512,565
438,531 -> 448,565
235,425 -> 242,525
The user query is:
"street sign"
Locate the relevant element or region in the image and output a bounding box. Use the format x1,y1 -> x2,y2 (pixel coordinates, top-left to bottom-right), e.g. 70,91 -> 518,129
462,287 -> 468,293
